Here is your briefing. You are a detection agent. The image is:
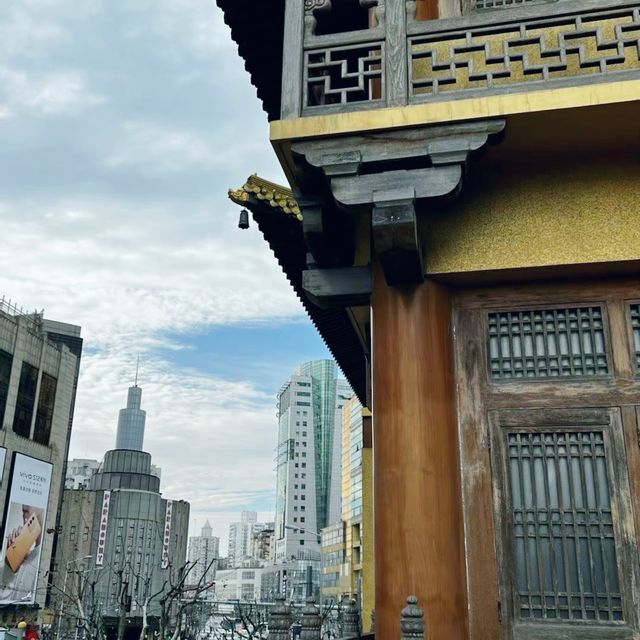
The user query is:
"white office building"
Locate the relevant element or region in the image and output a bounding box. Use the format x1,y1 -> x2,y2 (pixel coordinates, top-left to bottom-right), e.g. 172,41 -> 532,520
227,511 -> 271,568
273,360 -> 352,569
187,520 -> 220,587
215,567 -> 264,602
65,457 -> 100,489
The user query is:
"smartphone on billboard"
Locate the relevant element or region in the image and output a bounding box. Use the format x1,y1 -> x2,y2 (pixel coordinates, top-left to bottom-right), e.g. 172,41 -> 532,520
5,513 -> 42,573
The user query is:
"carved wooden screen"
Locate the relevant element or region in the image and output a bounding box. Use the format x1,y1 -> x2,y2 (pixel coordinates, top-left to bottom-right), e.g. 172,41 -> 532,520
453,282 -> 640,640
476,0 -> 547,8
489,409 -> 636,638
488,307 -> 609,379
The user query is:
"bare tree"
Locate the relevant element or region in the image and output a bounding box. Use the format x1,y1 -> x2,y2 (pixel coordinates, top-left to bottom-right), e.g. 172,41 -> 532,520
155,558 -> 217,640
219,601 -> 269,640
49,567 -> 107,640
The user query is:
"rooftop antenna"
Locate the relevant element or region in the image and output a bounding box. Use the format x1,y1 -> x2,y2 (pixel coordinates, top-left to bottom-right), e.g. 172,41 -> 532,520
134,355 -> 140,387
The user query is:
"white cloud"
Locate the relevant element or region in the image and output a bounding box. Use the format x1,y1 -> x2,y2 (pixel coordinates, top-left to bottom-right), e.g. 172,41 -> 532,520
0,68 -> 105,118
105,121 -> 220,173
0,196 -> 302,349
0,5 -> 67,60
122,0 -> 235,62
0,193 -> 302,524
0,0 -> 304,529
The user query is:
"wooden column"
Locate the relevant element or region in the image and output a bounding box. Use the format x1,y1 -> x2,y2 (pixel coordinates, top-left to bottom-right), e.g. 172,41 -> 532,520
416,0 -> 439,20
372,266 -> 469,640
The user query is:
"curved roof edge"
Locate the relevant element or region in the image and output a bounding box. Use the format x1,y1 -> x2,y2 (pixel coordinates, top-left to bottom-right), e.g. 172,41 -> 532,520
228,175 -> 367,405
216,0 -> 284,122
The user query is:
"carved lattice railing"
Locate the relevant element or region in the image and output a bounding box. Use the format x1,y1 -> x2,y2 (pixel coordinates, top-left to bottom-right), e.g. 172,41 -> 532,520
281,0 -> 640,119
408,0 -> 640,102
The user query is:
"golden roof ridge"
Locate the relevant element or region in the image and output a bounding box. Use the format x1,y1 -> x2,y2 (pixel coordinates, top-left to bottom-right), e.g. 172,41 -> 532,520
228,174 -> 302,220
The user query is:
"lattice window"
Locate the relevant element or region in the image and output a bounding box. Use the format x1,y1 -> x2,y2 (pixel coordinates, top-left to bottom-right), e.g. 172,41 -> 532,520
507,431 -> 622,622
305,42 -> 384,108
488,307 -> 609,379
630,304 -> 640,370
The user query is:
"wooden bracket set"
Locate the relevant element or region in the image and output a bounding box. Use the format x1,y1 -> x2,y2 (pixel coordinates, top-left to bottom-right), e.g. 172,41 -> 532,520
293,118 -> 505,300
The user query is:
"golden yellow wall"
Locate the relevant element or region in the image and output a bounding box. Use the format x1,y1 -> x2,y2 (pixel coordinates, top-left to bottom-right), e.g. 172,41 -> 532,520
361,445 -> 374,633
425,151 -> 640,275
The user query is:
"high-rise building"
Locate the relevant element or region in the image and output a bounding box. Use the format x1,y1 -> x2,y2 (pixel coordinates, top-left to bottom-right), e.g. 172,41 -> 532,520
340,398 -> 373,632
64,458 -> 100,489
227,511 -> 272,568
187,521 -> 219,587
320,396 -> 374,627
0,300 -> 81,626
52,383 -> 190,639
252,527 -> 275,566
115,384 -> 146,451
274,360 -> 352,567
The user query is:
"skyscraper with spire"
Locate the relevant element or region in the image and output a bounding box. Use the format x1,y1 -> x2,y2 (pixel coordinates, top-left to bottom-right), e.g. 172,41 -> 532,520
115,384 -> 146,450
53,376 -> 190,638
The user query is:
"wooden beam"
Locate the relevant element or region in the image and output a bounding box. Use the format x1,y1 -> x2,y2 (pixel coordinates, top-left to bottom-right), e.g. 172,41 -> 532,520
331,166 -> 462,206
302,265 -> 372,308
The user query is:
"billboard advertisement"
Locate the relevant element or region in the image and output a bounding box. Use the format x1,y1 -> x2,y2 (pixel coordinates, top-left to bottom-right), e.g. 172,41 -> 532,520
0,453 -> 53,605
0,447 -> 6,488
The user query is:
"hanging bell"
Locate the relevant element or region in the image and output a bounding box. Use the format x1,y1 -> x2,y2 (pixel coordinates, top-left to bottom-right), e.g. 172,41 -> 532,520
238,208 -> 250,230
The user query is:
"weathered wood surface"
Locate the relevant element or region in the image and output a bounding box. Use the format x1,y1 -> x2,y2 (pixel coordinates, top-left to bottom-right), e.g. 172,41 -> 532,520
292,119 -> 505,172
281,0 -> 305,119
454,279 -> 640,638
332,166 -> 461,205
385,0 -> 408,106
453,307 -> 501,640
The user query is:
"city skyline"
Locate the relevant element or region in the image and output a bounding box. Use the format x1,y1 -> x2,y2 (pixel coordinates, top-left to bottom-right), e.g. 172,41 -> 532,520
0,0 -> 331,548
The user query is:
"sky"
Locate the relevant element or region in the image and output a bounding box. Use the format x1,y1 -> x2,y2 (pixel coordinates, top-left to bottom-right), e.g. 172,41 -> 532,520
0,0 -> 332,554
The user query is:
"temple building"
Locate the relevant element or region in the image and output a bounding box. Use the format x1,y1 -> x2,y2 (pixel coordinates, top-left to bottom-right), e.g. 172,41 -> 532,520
220,1 -> 640,639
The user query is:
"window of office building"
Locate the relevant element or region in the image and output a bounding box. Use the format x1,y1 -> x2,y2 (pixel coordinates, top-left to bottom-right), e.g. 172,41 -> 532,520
34,373 -> 57,445
13,362 -> 38,438
0,349 -> 12,427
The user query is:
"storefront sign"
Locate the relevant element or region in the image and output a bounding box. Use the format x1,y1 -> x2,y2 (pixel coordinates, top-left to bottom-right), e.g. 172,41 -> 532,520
96,491 -> 111,566
161,500 -> 173,569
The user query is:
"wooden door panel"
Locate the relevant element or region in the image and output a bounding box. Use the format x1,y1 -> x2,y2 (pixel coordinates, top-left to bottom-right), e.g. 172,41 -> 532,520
488,408 -> 639,639
453,282 -> 640,640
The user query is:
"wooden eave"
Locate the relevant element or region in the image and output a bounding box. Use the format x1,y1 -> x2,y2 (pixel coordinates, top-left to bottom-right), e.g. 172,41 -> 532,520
216,0 -> 284,122
228,178 -> 368,405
